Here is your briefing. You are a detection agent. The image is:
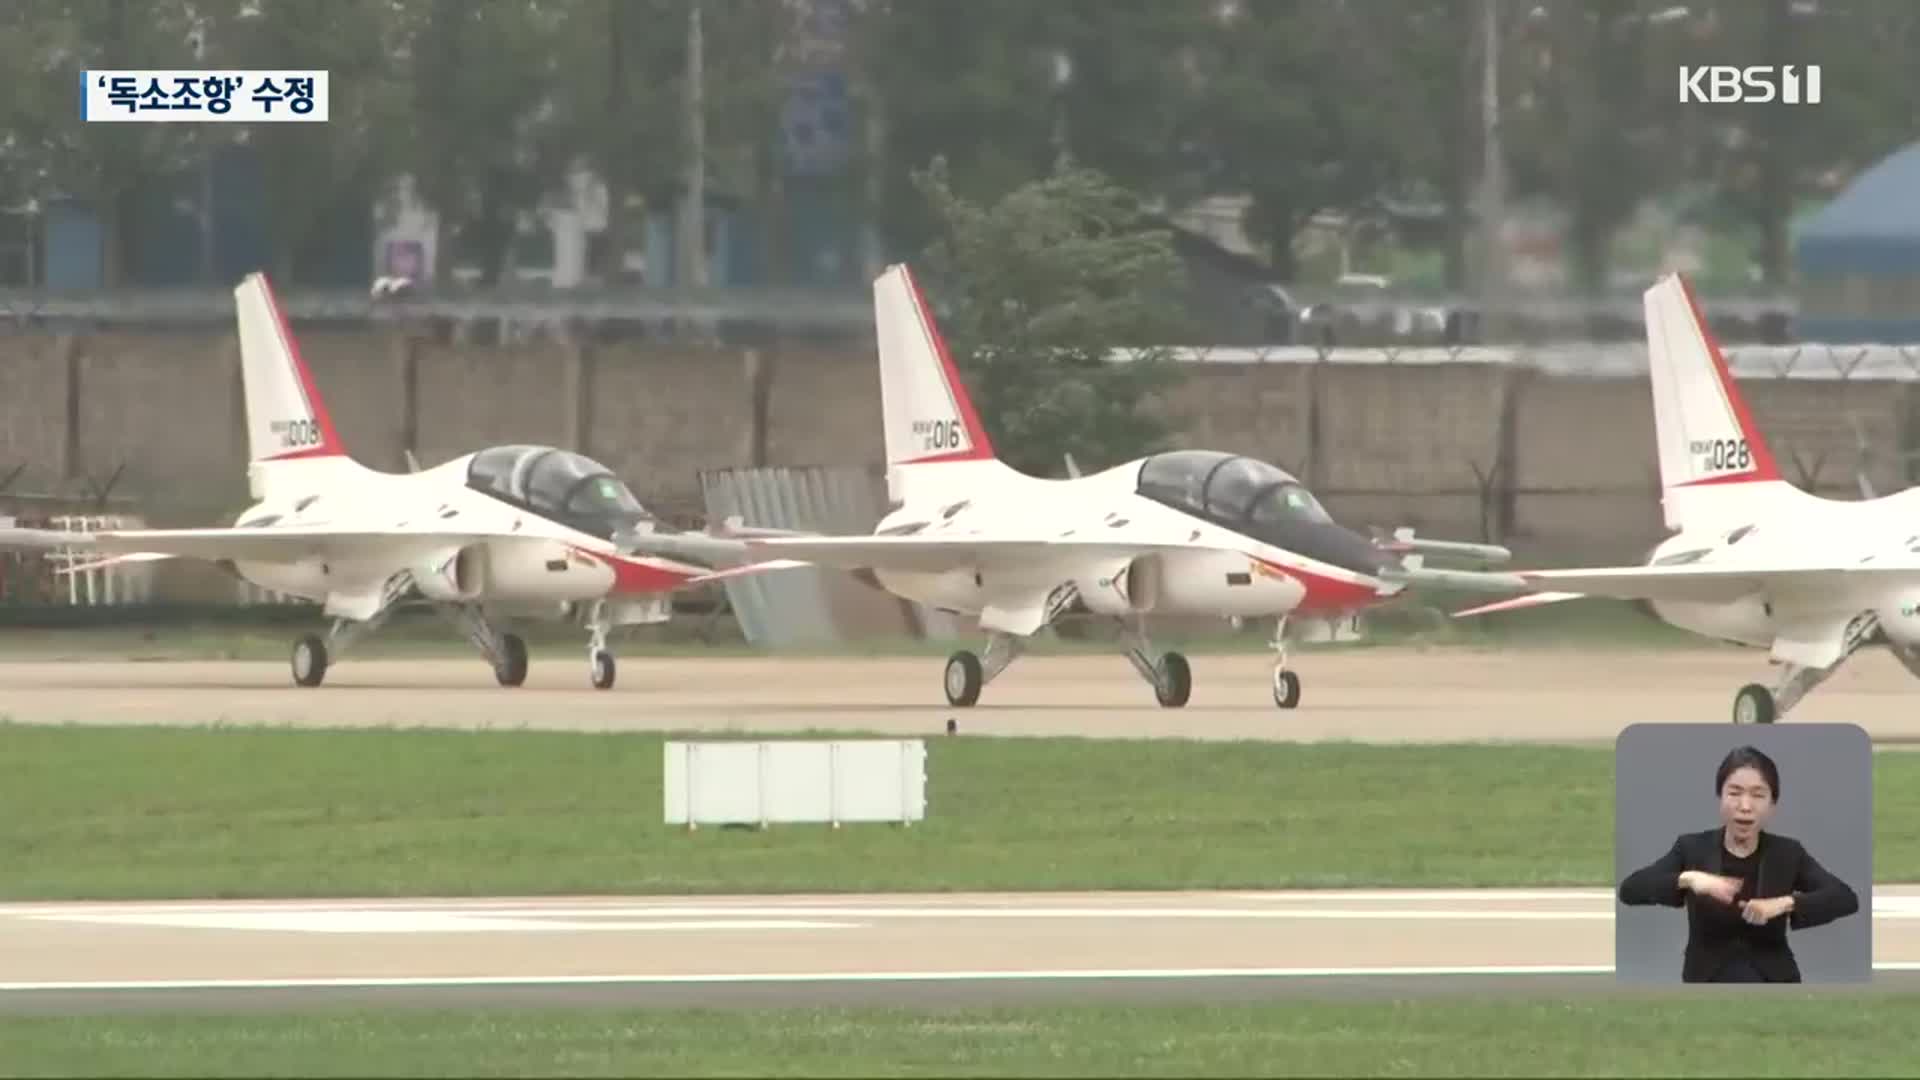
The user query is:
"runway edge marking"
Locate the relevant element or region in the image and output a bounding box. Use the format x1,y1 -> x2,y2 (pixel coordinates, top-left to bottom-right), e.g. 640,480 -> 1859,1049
6,963 -> 1920,992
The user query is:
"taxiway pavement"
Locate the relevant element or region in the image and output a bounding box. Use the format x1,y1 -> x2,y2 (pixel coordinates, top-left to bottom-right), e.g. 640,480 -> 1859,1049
3,648 -> 1919,743
4,888 -> 1918,1011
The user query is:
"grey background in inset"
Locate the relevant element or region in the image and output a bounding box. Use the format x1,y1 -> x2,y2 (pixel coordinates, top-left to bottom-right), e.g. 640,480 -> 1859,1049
1614,723 -> 1872,984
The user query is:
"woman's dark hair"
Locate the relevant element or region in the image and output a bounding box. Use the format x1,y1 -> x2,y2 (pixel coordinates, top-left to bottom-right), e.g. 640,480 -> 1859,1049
1716,745 -> 1781,801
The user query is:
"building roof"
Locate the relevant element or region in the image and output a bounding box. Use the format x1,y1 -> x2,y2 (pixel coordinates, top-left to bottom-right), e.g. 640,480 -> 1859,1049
1796,142 -> 1920,275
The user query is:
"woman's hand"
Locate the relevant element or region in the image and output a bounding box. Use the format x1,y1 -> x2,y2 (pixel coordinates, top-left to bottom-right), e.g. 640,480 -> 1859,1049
1679,870 -> 1744,904
1740,895 -> 1796,924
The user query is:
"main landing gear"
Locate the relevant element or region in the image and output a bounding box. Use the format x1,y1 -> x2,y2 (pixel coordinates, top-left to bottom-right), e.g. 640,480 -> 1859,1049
1728,612 -> 1879,724
1733,683 -> 1776,725
458,600 -> 616,690
443,602 -> 529,688
943,632 -> 1023,707
941,621 -> 1194,709
1123,618 -> 1192,709
289,595 -> 399,688
942,614 -> 1316,711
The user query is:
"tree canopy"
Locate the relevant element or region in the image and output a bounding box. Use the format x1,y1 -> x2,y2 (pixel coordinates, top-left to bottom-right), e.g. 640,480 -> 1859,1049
911,157 -> 1188,476
0,0 -> 1912,290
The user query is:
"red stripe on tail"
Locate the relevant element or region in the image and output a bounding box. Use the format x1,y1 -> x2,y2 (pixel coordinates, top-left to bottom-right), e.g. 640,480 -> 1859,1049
1675,275 -> 1781,484
899,266 -> 995,463
257,272 -> 347,461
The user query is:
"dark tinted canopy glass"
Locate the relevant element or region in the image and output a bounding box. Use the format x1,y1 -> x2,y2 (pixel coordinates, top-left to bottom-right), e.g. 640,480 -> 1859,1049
467,445 -> 648,520
1138,451 -> 1299,519
1135,449 -> 1382,576
1250,481 -> 1334,530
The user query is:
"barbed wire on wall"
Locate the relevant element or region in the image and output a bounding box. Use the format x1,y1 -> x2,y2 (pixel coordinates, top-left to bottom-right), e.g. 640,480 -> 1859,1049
1117,343 -> 1920,380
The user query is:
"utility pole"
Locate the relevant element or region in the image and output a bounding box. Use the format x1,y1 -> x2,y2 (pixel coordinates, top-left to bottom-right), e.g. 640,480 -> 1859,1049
680,0 -> 708,287
1476,0 -> 1505,342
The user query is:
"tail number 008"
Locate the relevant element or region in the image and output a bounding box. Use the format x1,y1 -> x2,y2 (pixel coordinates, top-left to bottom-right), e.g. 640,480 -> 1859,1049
278,419 -> 322,449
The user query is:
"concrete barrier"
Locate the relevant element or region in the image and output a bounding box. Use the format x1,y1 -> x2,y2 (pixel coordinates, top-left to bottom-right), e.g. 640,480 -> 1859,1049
5,330 -> 1918,581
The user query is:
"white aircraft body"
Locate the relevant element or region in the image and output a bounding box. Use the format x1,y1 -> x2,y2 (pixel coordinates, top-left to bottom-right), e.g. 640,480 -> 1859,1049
1448,272 -> 1920,724
13,274 -> 795,689
727,264 -> 1508,709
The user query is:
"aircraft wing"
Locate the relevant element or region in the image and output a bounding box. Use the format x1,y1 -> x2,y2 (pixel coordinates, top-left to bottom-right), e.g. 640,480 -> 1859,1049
1451,591 -> 1588,617
1499,562 -> 1920,605
0,528 -> 87,551
746,534 -> 1196,573
18,525 -> 805,590
30,526 -> 485,564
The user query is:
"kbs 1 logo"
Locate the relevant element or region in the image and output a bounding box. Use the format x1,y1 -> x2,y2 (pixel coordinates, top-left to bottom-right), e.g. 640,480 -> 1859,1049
82,70 -> 329,122
1679,65 -> 1821,105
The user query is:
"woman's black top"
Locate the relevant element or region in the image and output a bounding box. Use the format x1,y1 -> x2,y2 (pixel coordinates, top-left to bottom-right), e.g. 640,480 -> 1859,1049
1617,828 -> 1859,983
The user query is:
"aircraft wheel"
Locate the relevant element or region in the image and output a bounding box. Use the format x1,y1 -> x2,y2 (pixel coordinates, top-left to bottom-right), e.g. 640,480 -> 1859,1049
291,633 -> 328,688
1273,668 -> 1302,710
1733,683 -> 1776,725
591,650 -> 617,690
495,633 -> 529,687
944,651 -> 983,707
1154,651 -> 1192,708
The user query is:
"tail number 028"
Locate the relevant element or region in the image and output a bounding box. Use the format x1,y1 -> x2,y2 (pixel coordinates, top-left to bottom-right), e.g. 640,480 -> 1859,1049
1706,438 -> 1751,471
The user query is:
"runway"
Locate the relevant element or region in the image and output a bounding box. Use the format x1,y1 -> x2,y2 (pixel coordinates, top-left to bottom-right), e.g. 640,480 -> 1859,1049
5,648 -> 1918,1019
3,647 -> 1920,743
4,888 -> 1919,1012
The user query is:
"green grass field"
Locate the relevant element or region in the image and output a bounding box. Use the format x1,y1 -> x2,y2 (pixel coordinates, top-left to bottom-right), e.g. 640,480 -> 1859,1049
6,725 -> 1915,1079
3,725 -> 1917,900
6,997 -> 1920,1078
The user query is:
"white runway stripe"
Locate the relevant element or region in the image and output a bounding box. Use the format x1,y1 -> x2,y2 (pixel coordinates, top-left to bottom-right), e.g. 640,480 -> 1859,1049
3,962 -> 1918,993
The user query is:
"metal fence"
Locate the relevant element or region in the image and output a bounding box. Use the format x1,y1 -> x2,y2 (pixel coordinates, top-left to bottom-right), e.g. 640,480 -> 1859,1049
1121,342 -> 1920,380
699,464 -> 965,647
0,282 -> 1810,348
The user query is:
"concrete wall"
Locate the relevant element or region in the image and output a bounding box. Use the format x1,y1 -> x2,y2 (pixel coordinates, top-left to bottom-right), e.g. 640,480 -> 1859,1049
4,329 -> 1918,564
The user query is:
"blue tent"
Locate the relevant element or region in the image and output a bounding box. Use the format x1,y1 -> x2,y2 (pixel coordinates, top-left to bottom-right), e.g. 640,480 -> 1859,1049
1795,142 -> 1920,342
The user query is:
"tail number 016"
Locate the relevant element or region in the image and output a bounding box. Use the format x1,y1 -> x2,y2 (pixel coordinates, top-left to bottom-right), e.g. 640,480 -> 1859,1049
916,418 -> 963,452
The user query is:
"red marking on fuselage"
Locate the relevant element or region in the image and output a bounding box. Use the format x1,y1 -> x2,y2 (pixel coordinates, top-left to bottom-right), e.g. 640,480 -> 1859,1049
1249,554 -> 1385,614
1672,470 -> 1771,489
899,447 -> 993,466
259,445 -> 340,463
569,546 -> 698,594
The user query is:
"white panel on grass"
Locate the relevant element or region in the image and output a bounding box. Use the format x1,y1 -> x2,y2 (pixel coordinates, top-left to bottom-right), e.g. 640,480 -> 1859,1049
664,740 -> 926,827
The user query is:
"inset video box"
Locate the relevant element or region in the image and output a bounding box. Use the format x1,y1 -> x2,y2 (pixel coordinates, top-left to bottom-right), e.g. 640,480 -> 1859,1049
1614,723 -> 1871,985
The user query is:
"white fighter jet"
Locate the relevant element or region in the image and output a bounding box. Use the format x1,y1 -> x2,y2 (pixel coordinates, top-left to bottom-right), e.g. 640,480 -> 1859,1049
10,273 -> 798,689
721,264 -> 1508,709
1445,271 -> 1920,724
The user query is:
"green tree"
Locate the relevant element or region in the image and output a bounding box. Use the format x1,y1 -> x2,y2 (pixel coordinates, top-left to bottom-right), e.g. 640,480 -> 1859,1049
851,0 -> 1059,257
0,0 -> 205,285
1185,0 -> 1401,281
1035,0 -> 1212,201
853,0 -> 1214,255
395,0 -> 570,286
550,0 -> 686,283
1505,0 -> 1669,294
1340,0 -> 1481,289
206,0 -> 407,284
1659,0 -> 1920,285
911,157 -> 1189,476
